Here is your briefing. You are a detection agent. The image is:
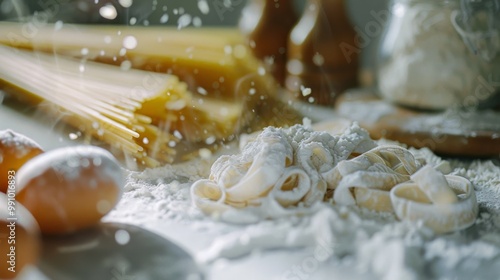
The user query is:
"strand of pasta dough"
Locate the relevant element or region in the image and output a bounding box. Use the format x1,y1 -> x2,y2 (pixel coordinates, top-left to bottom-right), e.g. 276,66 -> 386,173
324,145 -> 420,208
390,167 -> 478,234
328,147 -> 478,233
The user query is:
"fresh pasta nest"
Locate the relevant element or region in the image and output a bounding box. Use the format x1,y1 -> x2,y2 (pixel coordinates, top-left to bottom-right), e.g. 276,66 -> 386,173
191,123 -> 376,222
191,122 -> 479,233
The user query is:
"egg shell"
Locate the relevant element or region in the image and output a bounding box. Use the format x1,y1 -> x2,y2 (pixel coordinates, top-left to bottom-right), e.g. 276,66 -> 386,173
0,192 -> 40,279
15,146 -> 124,235
0,130 -> 44,193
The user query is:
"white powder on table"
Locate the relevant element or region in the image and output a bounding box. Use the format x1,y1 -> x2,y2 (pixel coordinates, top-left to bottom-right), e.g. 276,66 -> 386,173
406,109 -> 500,137
107,140 -> 500,280
336,96 -> 500,139
337,100 -> 395,124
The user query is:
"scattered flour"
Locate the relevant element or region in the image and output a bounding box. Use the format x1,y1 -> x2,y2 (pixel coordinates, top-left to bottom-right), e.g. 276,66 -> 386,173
106,133 -> 500,280
406,109 -> 500,137
336,98 -> 500,139
337,100 -> 395,124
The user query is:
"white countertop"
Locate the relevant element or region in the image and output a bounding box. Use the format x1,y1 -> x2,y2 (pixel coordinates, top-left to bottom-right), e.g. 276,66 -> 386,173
3,94 -> 500,280
1,96 -> 354,280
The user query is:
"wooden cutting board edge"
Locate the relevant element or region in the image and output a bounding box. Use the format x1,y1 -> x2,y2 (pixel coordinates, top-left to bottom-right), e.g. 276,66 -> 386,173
335,91 -> 500,158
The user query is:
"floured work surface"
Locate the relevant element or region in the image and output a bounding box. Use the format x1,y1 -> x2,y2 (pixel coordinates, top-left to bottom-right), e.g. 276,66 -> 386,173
4,102 -> 500,280
335,90 -> 500,157
106,130 -> 500,280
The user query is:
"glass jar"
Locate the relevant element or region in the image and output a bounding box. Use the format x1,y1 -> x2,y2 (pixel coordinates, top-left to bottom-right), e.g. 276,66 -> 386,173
376,0 -> 500,110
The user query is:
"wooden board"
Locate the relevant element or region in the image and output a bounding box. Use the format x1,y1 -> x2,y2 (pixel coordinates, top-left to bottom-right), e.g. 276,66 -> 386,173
335,90 -> 500,158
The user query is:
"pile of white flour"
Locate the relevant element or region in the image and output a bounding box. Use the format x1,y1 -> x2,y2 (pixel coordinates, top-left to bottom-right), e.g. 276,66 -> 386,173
106,141 -> 500,280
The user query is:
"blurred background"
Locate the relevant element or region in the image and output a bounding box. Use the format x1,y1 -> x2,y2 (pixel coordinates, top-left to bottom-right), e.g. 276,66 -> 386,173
0,0 -> 388,72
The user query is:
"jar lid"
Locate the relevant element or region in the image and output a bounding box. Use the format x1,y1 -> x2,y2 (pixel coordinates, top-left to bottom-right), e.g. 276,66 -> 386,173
452,0 -> 500,61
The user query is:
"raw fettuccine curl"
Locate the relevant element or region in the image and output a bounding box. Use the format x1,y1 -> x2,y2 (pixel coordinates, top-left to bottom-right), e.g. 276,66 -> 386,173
391,166 -> 478,234
190,123 -> 376,223
324,145 -> 420,211
327,147 -> 478,233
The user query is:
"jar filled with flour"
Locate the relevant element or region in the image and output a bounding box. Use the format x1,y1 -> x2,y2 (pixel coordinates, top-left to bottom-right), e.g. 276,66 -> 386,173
376,0 -> 500,110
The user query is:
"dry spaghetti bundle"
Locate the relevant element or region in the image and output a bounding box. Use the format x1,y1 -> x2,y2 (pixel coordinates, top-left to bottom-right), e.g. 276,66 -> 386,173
0,45 -> 245,167
0,22 -> 263,101
0,23 -> 302,168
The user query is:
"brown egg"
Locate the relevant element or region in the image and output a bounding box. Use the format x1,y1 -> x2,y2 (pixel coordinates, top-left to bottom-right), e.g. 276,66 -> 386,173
0,130 -> 44,193
0,193 -> 40,279
15,146 -> 124,235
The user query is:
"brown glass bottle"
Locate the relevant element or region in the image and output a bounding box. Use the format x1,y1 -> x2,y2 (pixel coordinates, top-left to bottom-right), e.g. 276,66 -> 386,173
239,0 -> 298,86
286,0 -> 359,105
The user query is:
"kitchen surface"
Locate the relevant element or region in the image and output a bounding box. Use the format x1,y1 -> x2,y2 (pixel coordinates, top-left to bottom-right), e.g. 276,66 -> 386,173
1,0 -> 500,279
